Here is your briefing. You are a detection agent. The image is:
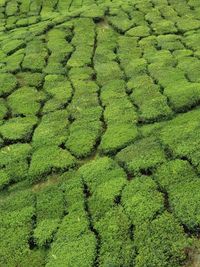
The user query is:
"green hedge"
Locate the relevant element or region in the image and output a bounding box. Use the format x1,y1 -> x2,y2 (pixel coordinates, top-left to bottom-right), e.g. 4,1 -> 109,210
32,110 -> 69,148
154,159 -> 198,191
29,146 -> 76,183
95,207 -> 134,267
0,116 -> 38,142
134,212 -> 188,267
0,73 -> 17,97
160,108 -> 200,158
122,176 -> 164,225
8,86 -> 46,116
116,137 -> 166,174
169,180 -> 200,230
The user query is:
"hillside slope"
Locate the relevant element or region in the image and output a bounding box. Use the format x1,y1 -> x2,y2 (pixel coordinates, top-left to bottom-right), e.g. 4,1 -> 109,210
1,0 -> 200,266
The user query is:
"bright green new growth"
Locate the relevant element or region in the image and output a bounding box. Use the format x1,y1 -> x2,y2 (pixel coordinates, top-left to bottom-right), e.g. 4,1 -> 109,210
32,110 -> 69,148
134,212 -> 188,267
8,87 -> 46,116
95,207 -> 134,267
116,137 -> 166,174
122,176 -> 164,225
1,0 -> 200,266
0,116 -> 38,141
29,146 -> 76,183
0,73 -> 17,96
154,159 -> 198,191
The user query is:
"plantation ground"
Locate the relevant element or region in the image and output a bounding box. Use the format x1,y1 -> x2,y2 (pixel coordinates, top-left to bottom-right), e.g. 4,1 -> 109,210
1,0 -> 200,266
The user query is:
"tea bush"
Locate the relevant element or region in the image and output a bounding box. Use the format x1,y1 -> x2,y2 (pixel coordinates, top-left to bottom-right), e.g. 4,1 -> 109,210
116,137 -> 166,174
122,176 -> 164,224
134,212 -> 188,267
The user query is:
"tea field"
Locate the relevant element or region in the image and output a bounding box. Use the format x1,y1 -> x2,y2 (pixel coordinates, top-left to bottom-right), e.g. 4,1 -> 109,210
1,0 -> 200,266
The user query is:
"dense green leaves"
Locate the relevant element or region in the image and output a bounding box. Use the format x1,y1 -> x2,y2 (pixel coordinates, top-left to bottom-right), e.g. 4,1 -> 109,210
1,0 -> 200,266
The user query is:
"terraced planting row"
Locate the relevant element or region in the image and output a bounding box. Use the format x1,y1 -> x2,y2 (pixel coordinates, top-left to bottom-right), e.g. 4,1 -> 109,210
1,0 -> 200,266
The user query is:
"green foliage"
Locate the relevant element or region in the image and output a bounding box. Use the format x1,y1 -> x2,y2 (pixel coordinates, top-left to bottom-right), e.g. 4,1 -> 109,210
6,1 -> 18,16
0,206 -> 35,266
32,110 -> 69,148
154,159 -> 198,191
177,56 -> 200,82
29,146 -> 76,183
34,184 -> 63,249
20,249 -> 46,267
66,120 -> 102,158
0,143 -> 32,183
116,137 -> 166,174
3,48 -> 25,72
173,49 -> 193,59
0,188 -> 35,266
0,169 -> 10,190
164,82 -> 200,111
124,58 -> 147,79
89,177 -> 126,221
130,77 -> 172,122
95,207 -> 134,267
152,19 -> 177,34
8,86 -> 46,116
46,170 -> 96,267
0,116 -> 38,142
43,75 -> 72,113
103,100 -> 137,124
0,189 -> 35,212
79,157 -> 126,193
68,45 -> 93,67
134,212 -> 188,267
0,1 -> 199,266
46,233 -> 96,267
160,109 -> 200,157
100,123 -> 138,154
118,36 -> 141,66
99,79 -> 138,153
169,180 -> 200,230
0,98 -> 7,119
69,66 -> 94,81
126,25 -> 150,37
0,73 -> 17,97
16,72 -> 44,87
79,157 -> 127,222
36,185 -> 64,221
148,65 -> 186,88
177,18 -> 200,32
2,39 -> 25,55
122,176 -> 164,225
156,34 -> 184,51
22,39 -> 47,71
95,62 -> 123,86
108,12 -> 134,33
